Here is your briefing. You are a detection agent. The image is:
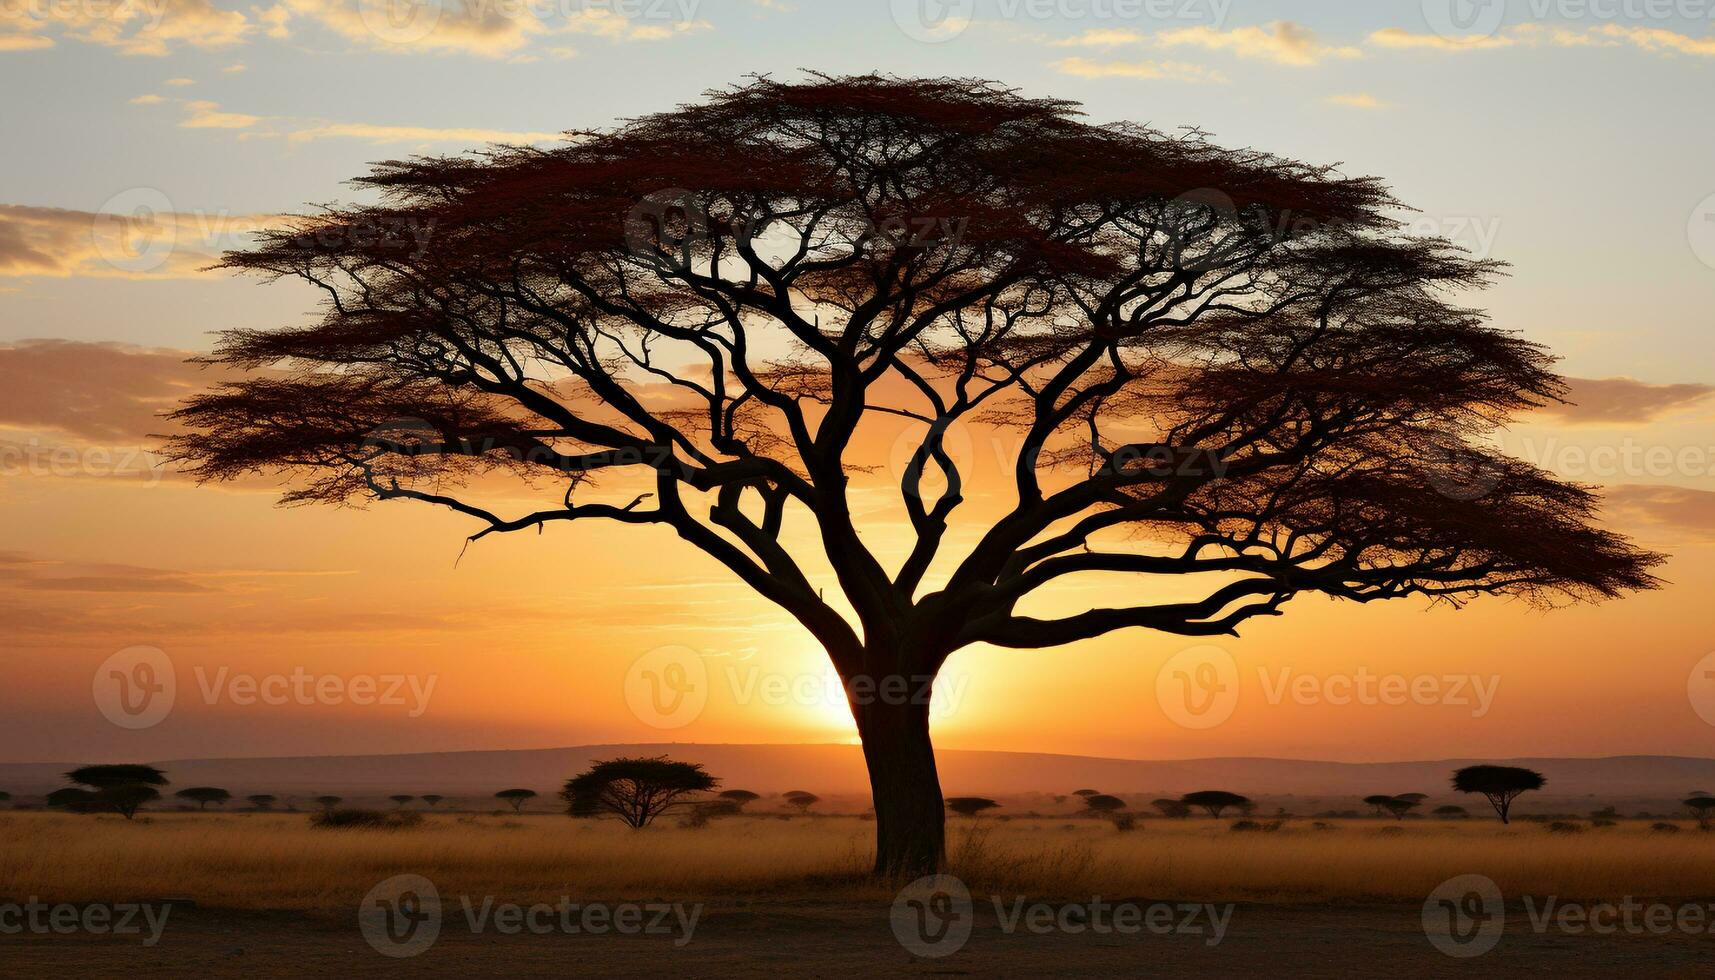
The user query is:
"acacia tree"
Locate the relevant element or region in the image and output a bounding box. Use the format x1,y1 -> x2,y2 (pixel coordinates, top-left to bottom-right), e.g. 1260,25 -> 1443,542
246,794 -> 277,811
563,757 -> 717,828
422,794 -> 445,808
1683,796 -> 1715,830
718,789 -> 761,809
166,75 -> 1660,877
783,791 -> 819,814
175,787 -> 232,810
495,788 -> 537,812
945,796 -> 999,817
1083,794 -> 1126,815
1452,765 -> 1545,824
1152,797 -> 1190,818
1181,790 -> 1249,818
51,765 -> 168,820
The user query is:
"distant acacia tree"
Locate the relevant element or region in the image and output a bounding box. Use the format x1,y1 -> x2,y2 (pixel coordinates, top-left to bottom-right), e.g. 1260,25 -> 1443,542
314,795 -> 343,811
1152,798 -> 1190,818
1362,794 -> 1394,817
1432,804 -> 1468,819
783,791 -> 819,815
495,789 -> 537,813
246,794 -> 277,811
0,791 -> 10,806
1383,797 -> 1421,820
563,757 -> 717,829
1451,766 -> 1545,824
1683,796 -> 1715,830
49,765 -> 168,820
175,787 -> 232,810
389,795 -> 415,808
1083,794 -> 1126,815
1181,791 -> 1250,819
946,797 -> 1000,817
718,789 -> 761,809
168,74 -> 1660,876
1072,790 -> 1100,799
422,794 -> 445,808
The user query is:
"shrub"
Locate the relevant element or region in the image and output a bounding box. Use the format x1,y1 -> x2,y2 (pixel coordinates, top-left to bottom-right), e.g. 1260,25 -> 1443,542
1231,819 -> 1282,832
1110,813 -> 1138,832
1545,821 -> 1584,834
1652,822 -> 1682,834
310,808 -> 424,830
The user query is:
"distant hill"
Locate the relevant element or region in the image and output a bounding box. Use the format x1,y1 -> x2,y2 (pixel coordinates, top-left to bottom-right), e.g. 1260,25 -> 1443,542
5,745 -> 1715,811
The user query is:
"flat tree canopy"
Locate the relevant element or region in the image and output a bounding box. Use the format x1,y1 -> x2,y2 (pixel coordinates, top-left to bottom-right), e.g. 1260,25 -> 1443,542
1181,790 -> 1250,818
1452,765 -> 1546,824
945,796 -> 1000,816
563,756 -> 717,828
175,787 -> 233,809
1083,794 -> 1127,813
167,74 -> 1660,876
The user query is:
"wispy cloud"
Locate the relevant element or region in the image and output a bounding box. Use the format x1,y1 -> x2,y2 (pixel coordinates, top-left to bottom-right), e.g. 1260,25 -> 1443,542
1054,21 -> 1358,67
1325,92 -> 1384,109
1051,56 -> 1228,83
1535,377 -> 1715,426
1370,23 -> 1715,57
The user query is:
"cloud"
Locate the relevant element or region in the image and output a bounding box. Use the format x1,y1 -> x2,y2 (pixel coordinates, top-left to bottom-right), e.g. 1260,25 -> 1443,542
1325,92 -> 1384,109
129,93 -> 165,104
0,340 -> 208,441
261,0 -> 709,59
181,100 -> 261,129
1,0 -> 249,56
1536,377 -> 1715,425
1050,57 -> 1228,83
0,204 -> 282,280
1055,21 -> 1358,67
1601,485 -> 1715,543
1370,23 -> 1715,57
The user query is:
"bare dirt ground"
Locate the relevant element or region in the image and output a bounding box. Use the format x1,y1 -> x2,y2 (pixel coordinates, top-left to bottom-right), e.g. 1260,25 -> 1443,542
6,900 -> 1713,978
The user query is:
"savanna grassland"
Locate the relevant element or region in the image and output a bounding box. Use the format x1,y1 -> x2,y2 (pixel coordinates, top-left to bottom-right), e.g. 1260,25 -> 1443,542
5,811 -> 1715,909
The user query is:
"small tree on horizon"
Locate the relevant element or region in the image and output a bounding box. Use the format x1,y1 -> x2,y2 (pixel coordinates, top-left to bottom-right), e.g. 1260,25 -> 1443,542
422,794 -> 445,808
52,766 -> 169,820
1451,766 -> 1545,824
314,795 -> 343,811
1152,798 -> 1190,818
1362,794 -> 1394,817
1072,790 -> 1100,799
1683,796 -> 1715,830
1432,804 -> 1469,819
783,791 -> 819,815
1181,791 -> 1250,819
389,795 -> 415,808
495,788 -> 537,813
1382,796 -> 1422,820
945,797 -> 1000,817
564,757 -> 717,829
718,789 -> 761,809
246,794 -> 277,811
1083,794 -> 1126,815
175,787 -> 232,810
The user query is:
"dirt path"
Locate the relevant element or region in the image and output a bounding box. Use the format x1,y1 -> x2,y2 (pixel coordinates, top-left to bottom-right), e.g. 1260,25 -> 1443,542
4,900 -> 1712,978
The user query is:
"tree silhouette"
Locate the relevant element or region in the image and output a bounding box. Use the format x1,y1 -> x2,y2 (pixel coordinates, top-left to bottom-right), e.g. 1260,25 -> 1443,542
1683,796 -> 1715,830
1083,794 -> 1126,815
1152,797 -> 1190,818
945,796 -> 999,817
495,788 -> 537,812
783,791 -> 819,815
563,756 -> 717,829
1071,790 -> 1100,799
422,794 -> 445,808
246,794 -> 277,811
389,794 -> 415,808
166,74 -> 1661,876
0,791 -> 10,805
1382,796 -> 1421,820
1362,794 -> 1394,817
175,787 -> 232,810
314,795 -> 343,811
718,789 -> 761,809
1181,791 -> 1250,818
51,766 -> 168,820
1452,766 -> 1545,824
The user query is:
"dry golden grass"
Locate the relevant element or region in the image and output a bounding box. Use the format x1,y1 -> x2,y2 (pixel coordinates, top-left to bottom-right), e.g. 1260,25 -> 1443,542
4,812 -> 1715,910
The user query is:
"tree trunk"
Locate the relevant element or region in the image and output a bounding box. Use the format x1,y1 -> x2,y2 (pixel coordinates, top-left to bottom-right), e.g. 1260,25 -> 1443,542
853,691 -> 945,878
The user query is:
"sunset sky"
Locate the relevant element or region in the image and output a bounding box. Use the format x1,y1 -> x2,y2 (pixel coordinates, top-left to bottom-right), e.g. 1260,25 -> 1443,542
3,0 -> 1714,766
